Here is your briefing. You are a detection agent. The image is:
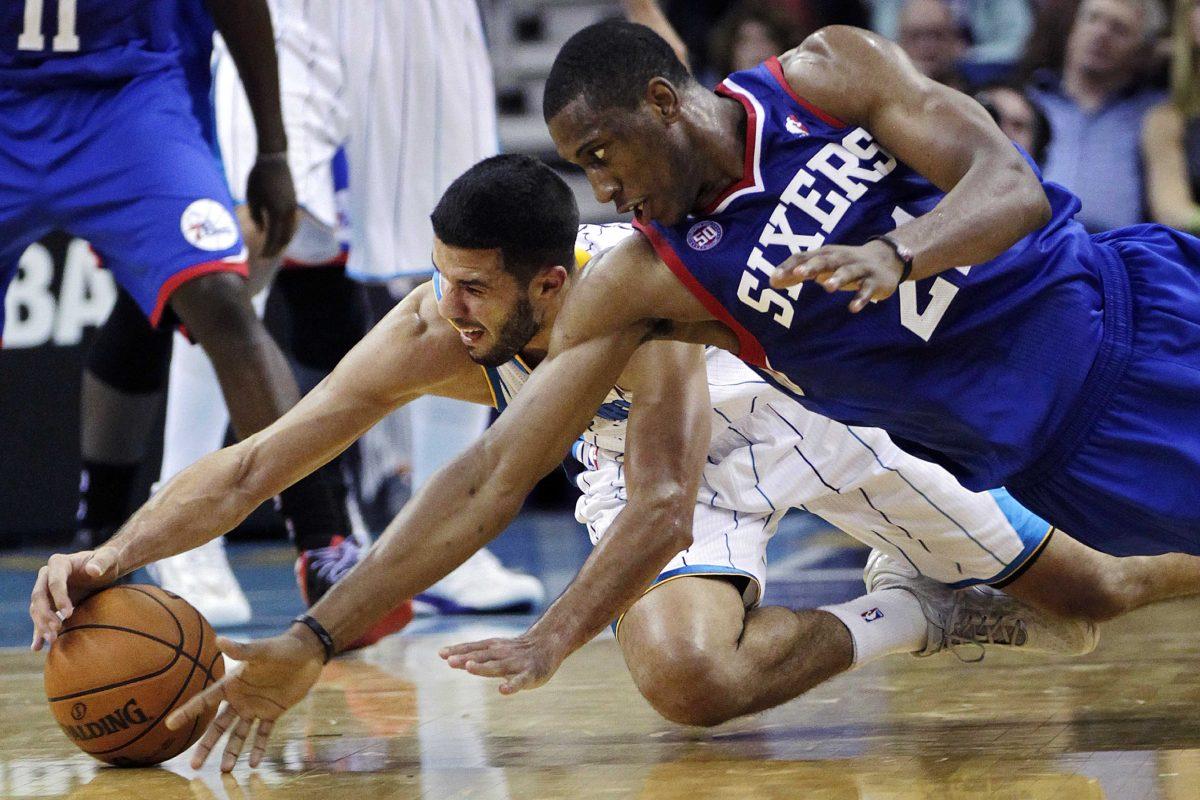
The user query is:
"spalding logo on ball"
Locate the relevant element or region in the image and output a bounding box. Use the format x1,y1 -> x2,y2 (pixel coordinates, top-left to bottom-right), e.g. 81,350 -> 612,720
44,585 -> 225,767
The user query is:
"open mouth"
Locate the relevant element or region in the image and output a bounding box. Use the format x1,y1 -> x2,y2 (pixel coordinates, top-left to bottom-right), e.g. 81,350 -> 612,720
619,198 -> 647,219
458,326 -> 485,344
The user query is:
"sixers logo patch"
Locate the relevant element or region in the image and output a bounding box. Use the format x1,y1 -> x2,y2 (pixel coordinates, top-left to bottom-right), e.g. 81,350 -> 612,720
686,220 -> 723,251
180,199 -> 239,252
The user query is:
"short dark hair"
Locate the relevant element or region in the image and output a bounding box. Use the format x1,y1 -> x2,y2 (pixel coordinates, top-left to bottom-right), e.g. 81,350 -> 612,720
543,19 -> 693,122
430,154 -> 579,283
973,82 -> 1053,167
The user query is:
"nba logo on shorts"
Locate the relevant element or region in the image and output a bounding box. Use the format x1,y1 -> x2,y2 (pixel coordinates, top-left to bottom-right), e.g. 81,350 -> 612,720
180,199 -> 239,251
860,607 -> 884,622
687,221 -> 723,251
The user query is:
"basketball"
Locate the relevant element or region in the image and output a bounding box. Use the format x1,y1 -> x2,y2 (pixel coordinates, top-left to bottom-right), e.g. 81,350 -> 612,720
43,584 -> 225,767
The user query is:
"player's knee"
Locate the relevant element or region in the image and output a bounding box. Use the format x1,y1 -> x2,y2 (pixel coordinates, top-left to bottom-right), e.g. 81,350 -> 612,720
629,639 -> 741,727
168,273 -> 261,348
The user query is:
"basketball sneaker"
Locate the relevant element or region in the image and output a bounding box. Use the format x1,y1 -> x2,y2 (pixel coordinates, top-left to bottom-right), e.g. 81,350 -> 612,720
413,547 -> 545,615
864,549 -> 1099,660
146,537 -> 251,627
295,535 -> 413,651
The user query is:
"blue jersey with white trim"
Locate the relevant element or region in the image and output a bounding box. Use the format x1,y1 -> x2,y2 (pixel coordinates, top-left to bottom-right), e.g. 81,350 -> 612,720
636,57 -> 1110,491
0,0 -> 194,87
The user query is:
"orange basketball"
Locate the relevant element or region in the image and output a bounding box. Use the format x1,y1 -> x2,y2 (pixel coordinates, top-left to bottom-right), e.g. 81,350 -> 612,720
43,584 -> 225,767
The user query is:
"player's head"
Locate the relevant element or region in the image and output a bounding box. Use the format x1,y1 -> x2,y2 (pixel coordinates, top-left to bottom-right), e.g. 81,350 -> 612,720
431,154 -> 579,367
543,20 -> 704,226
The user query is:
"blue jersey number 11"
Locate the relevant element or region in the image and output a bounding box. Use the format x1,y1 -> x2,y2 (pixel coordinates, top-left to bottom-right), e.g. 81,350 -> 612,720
18,0 -> 80,53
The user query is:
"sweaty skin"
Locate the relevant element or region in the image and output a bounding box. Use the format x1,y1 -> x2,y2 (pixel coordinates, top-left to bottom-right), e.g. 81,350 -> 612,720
31,24 -> 1200,772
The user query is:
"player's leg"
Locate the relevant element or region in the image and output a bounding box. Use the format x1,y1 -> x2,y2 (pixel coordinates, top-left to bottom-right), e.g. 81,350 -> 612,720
76,289 -> 173,547
617,575 -> 855,726
1001,531 -> 1200,622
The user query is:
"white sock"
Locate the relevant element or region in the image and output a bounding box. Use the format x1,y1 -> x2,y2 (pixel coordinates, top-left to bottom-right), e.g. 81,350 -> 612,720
819,589 -> 928,667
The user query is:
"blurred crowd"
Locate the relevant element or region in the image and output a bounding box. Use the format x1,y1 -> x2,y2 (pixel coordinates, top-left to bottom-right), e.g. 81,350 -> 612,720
659,0 -> 1200,234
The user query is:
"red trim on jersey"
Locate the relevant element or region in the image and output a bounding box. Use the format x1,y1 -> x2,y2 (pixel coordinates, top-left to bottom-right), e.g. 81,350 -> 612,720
150,258 -> 249,327
705,83 -> 760,215
765,56 -> 847,128
633,219 -> 768,368
282,250 -> 349,270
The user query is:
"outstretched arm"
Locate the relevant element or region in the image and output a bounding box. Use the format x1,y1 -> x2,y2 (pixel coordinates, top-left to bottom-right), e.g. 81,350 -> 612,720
205,0 -> 296,256
769,27 -> 1051,307
29,286 -> 480,648
162,236 -> 701,772
441,339 -> 711,693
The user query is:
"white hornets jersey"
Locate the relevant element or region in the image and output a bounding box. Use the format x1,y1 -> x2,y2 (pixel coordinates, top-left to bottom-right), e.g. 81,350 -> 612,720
479,224 -> 780,469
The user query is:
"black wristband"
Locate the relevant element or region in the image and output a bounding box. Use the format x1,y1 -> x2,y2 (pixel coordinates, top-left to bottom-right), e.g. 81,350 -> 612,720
870,234 -> 914,283
292,613 -> 335,663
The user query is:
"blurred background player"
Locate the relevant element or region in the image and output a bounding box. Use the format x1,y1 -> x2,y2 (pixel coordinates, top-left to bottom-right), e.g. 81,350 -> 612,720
27,0 -> 411,646
147,0 -> 544,624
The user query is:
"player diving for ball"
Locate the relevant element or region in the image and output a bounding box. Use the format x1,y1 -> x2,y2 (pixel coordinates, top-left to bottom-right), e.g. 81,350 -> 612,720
30,152 -> 1200,772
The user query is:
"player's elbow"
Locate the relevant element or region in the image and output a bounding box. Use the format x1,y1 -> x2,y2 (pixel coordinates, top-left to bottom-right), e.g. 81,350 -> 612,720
1023,183 -> 1052,230
1002,158 -> 1051,231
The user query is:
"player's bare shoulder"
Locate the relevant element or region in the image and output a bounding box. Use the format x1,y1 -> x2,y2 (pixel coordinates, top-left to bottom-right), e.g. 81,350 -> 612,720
367,281 -> 492,402
776,26 -> 916,128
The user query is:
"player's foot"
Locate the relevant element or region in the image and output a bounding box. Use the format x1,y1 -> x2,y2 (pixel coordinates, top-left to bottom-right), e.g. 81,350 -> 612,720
864,549 -> 1099,660
413,548 -> 545,615
146,537 -> 251,627
295,535 -> 413,651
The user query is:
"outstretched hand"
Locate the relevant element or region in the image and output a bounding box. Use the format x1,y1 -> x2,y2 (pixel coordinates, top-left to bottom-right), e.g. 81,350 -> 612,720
770,239 -> 906,312
439,631 -> 569,695
29,548 -> 122,650
166,631 -> 324,772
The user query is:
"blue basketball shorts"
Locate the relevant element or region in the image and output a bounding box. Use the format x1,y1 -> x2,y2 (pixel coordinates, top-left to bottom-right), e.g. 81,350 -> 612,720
0,68 -> 246,344
1009,224 -> 1200,556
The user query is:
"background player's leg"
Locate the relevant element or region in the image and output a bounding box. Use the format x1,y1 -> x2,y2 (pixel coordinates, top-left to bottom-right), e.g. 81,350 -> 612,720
145,327 -> 249,626
1003,531 -> 1200,622
77,289 -> 172,547
617,577 -> 858,726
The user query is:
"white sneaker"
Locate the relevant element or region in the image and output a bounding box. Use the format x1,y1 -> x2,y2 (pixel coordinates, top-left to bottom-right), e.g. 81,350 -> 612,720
414,548 -> 545,615
146,537 -> 252,627
864,549 -> 1099,659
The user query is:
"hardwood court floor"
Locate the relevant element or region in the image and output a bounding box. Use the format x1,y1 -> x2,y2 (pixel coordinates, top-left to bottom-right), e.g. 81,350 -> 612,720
3,599 -> 1200,800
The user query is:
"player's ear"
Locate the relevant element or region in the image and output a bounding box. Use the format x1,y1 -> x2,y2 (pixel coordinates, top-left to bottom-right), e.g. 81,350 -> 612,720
531,264 -> 570,300
645,77 -> 681,124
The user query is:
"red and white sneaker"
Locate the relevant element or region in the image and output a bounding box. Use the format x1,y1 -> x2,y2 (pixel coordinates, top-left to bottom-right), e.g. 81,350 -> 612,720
295,535 -> 413,652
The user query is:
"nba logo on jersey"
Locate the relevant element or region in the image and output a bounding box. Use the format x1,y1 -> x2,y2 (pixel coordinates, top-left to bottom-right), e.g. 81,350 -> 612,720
784,114 -> 809,137
860,607 -> 884,622
687,221 -> 723,251
179,199 -> 239,251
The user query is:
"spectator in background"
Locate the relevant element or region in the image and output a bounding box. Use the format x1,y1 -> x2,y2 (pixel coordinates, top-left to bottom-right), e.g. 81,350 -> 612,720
1028,0 -> 1167,232
1020,0 -> 1084,78
707,1 -> 798,82
975,83 -> 1054,164
897,0 -> 970,90
870,0 -> 1034,67
1142,0 -> 1200,233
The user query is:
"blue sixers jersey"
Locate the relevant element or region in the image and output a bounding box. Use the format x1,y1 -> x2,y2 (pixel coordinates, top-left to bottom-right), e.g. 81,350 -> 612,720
636,57 -> 1120,492
0,0 -> 187,86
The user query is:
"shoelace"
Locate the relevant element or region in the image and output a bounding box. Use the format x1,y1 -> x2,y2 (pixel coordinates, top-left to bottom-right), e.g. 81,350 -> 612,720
944,605 -> 1029,663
